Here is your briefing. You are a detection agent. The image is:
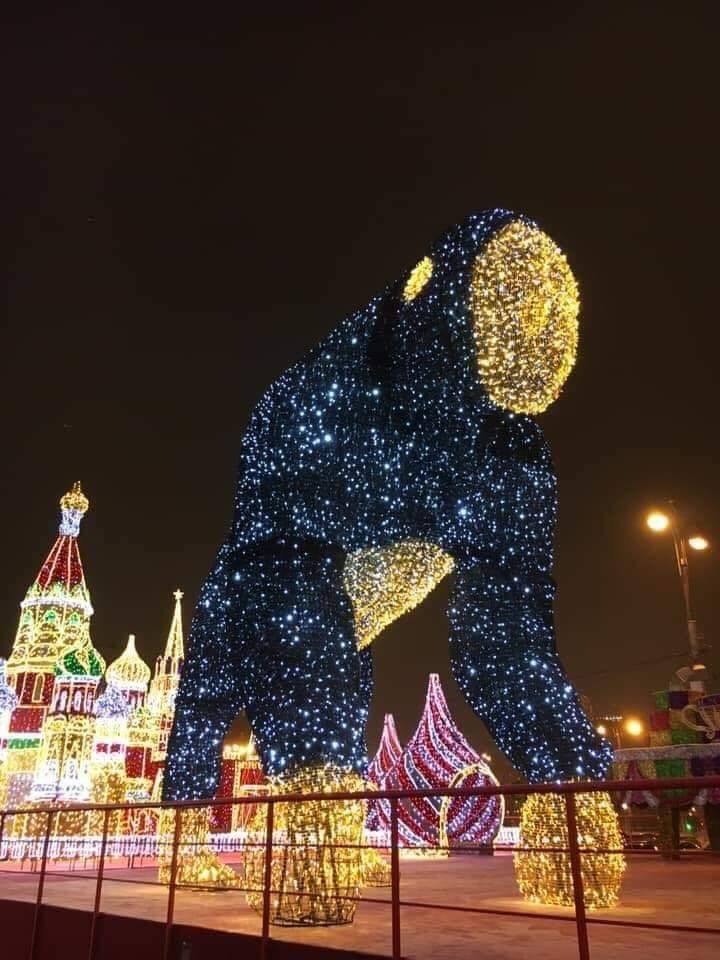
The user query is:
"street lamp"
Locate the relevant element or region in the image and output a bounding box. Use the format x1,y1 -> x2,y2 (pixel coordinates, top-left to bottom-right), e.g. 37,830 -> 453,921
645,502 -> 710,668
596,715 -> 645,749
624,718 -> 644,738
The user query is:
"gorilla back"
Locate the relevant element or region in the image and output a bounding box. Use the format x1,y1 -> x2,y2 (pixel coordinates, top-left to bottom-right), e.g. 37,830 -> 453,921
164,208 -> 612,803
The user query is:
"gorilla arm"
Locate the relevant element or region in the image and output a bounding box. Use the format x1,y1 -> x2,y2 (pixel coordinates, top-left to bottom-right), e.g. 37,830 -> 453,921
447,560 -> 611,783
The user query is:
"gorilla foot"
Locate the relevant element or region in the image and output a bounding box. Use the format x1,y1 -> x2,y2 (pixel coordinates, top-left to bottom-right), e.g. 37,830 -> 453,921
246,764 -> 365,926
158,807 -> 239,889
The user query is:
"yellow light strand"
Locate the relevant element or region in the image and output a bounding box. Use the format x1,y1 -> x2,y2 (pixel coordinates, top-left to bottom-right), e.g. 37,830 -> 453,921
158,806 -> 239,889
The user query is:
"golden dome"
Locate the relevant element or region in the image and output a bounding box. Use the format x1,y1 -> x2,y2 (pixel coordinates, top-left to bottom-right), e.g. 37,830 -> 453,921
60,481 -> 89,516
106,634 -> 151,689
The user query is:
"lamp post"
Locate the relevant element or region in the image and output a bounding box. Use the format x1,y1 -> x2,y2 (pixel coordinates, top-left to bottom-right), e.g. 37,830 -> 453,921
645,503 -> 709,669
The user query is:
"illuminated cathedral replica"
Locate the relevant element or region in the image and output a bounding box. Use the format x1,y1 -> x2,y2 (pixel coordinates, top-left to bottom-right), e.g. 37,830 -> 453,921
0,483 -> 262,852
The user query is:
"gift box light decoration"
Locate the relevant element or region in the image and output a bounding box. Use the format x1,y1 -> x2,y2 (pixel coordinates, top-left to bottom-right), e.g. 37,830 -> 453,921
165,210 -> 611,923
514,791 -> 625,908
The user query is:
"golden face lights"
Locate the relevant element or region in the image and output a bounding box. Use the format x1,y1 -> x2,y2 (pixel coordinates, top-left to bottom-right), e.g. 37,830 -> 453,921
470,221 -> 579,414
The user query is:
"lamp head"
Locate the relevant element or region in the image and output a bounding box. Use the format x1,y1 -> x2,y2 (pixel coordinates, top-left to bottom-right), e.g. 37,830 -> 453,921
646,510 -> 671,533
624,718 -> 644,737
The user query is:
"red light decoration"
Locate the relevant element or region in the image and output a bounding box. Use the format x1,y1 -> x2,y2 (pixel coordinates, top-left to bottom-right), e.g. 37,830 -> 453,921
366,713 -> 402,829
373,675 -> 503,849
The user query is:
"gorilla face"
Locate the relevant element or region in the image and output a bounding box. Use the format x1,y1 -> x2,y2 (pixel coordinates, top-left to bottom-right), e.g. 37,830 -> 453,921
470,220 -> 579,413
402,219 -> 579,416
469,221 -> 579,415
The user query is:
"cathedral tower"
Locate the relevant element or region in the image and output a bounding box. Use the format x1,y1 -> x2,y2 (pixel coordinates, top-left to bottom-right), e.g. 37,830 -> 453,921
4,483 -> 95,807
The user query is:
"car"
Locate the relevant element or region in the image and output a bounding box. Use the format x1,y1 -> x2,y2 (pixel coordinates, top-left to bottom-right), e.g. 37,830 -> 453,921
679,838 -> 706,851
621,831 -> 658,850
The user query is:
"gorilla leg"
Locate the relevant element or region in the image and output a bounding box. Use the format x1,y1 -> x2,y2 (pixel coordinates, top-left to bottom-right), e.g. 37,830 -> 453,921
166,536 -> 372,801
233,540 -> 370,924
164,541 -> 246,802
448,565 -> 611,783
241,539 -> 369,777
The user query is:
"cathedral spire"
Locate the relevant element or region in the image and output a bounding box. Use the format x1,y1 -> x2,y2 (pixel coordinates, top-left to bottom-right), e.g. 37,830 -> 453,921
164,589 -> 185,661
147,591 -> 185,759
8,483 -> 93,673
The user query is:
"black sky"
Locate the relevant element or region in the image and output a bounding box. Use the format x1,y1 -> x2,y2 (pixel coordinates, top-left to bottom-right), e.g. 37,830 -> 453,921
3,3 -> 719,779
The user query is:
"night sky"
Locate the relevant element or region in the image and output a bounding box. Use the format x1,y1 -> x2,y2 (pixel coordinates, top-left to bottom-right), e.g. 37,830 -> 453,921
3,4 -> 719,779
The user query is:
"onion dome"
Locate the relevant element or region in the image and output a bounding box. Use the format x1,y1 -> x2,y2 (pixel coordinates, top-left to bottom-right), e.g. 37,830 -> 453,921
55,644 -> 106,677
368,713 -> 402,786
366,713 -> 403,831
379,674 -> 503,847
95,682 -> 131,719
0,659 -> 19,715
106,634 -> 151,690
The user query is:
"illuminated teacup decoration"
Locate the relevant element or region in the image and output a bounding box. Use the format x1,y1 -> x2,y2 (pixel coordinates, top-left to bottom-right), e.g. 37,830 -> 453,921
681,695 -> 720,741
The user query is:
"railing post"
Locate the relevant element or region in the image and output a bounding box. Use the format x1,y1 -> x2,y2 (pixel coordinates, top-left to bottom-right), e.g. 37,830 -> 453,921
162,806 -> 183,960
565,792 -> 590,960
29,809 -> 54,960
87,808 -> 110,960
0,811 -> 5,857
260,799 -> 275,960
390,796 -> 401,960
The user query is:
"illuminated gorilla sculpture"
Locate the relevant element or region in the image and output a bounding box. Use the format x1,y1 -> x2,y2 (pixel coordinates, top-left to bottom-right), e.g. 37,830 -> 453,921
165,209 -> 611,808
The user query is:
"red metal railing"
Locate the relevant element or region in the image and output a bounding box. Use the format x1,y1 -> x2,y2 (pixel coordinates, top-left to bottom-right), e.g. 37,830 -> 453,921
1,775 -> 719,960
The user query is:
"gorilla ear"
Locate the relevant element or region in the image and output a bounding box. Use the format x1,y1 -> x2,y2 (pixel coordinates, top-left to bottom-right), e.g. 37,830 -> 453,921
402,256 -> 433,302
470,221 -> 579,415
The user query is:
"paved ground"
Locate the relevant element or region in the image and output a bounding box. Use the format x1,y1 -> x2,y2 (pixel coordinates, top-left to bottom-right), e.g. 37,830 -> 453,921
1,852 -> 719,959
